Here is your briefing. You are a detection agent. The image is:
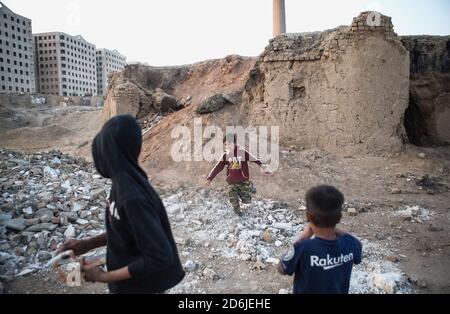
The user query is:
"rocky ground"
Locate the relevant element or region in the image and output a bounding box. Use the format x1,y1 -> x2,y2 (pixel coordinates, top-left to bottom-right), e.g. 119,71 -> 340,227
2,149 -> 447,294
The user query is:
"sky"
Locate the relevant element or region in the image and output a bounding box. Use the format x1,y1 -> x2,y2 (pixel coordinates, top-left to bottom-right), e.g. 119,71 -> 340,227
3,0 -> 449,66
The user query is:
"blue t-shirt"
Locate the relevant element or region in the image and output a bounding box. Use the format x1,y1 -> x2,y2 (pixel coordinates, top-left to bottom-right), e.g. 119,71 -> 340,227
280,233 -> 362,294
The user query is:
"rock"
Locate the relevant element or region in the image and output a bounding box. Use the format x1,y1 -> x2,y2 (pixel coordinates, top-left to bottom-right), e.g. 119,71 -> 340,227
16,268 -> 37,277
196,94 -> 233,114
4,219 -> 27,232
61,212 -> 78,223
347,208 -> 358,216
271,222 -> 293,232
418,153 -> 426,159
90,188 -> 106,200
279,288 -> 289,294
64,225 -> 76,239
0,252 -> 15,264
37,192 -> 53,203
152,88 -> 181,113
386,255 -> 400,263
76,219 -> 89,226
27,223 -> 57,232
252,261 -> 266,270
239,253 -> 253,261
368,272 -> 403,294
265,257 -> 279,265
71,202 -> 85,213
35,209 -> 54,222
43,166 -> 59,179
26,218 -> 40,226
390,188 -> 402,194
0,213 -> 12,224
222,90 -> 242,105
203,268 -> 219,281
79,210 -> 90,219
51,157 -> 61,165
61,180 -> 71,190
184,260 -> 198,272
166,203 -> 181,215
22,206 -> 33,215
275,240 -> 283,247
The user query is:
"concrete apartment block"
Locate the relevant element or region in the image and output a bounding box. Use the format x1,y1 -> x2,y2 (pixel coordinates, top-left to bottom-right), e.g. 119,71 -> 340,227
34,32 -> 97,96
96,48 -> 126,96
0,2 -> 36,94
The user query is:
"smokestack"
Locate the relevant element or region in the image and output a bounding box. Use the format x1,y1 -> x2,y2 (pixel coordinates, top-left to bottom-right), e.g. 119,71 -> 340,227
273,0 -> 286,37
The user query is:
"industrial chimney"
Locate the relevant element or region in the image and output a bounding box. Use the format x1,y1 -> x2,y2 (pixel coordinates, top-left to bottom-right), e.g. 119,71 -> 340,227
273,0 -> 286,37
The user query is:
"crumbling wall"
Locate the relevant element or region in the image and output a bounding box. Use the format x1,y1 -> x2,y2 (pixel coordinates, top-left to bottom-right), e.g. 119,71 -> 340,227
401,36 -> 450,146
103,55 -> 257,123
241,12 -> 410,154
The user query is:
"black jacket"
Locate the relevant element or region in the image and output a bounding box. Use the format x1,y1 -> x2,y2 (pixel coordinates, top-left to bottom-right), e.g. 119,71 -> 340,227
92,115 -> 185,294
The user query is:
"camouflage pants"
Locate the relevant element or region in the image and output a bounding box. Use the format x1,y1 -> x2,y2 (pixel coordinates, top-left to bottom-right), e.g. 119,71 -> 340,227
227,181 -> 252,215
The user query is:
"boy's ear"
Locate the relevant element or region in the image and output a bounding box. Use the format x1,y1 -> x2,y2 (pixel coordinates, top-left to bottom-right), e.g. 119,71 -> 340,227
306,211 -> 312,223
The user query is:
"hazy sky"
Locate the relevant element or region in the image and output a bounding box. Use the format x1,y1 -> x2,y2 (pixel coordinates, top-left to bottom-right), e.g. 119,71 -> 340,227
3,0 -> 449,66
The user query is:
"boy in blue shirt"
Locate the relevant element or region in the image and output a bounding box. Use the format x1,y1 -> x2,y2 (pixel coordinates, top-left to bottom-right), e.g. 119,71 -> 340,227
278,185 -> 362,294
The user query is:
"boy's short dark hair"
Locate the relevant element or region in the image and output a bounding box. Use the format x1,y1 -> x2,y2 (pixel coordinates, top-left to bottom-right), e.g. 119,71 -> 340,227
305,185 -> 344,228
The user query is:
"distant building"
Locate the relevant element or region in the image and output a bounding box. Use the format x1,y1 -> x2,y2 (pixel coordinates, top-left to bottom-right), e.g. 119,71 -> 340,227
34,32 -> 97,96
96,48 -> 126,96
0,2 -> 36,94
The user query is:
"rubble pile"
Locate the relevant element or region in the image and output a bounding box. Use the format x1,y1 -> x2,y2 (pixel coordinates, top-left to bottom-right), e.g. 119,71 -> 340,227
161,190 -> 414,294
0,150 -> 415,294
0,149 -> 110,284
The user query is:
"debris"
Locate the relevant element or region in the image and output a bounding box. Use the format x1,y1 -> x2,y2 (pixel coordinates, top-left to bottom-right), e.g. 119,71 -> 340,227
64,225 -> 76,239
197,94 -> 233,114
22,206 -> 34,215
348,208 -> 358,216
395,205 -> 431,222
252,261 -> 266,270
0,149 -> 110,283
183,260 -> 198,272
27,223 -> 58,233
43,166 -> 59,179
367,272 -> 404,294
415,175 -> 447,194
76,219 -> 89,226
16,268 -> 37,277
261,230 -> 273,243
4,219 -> 27,232
203,268 -> 219,281
271,223 -> 293,232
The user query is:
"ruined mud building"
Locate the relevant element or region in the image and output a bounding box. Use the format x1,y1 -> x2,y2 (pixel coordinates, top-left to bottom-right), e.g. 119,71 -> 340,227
103,12 -> 449,157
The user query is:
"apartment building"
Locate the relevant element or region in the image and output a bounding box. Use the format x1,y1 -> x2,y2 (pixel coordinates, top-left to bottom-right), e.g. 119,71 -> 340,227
96,48 -> 126,96
0,2 -> 35,94
34,32 -> 97,96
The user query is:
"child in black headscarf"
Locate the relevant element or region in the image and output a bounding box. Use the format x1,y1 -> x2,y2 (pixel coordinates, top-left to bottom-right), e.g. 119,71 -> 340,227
58,115 -> 184,294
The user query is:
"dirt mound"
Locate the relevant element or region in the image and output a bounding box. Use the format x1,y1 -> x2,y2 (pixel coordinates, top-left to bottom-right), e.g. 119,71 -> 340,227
0,125 -> 74,151
0,103 -> 103,159
103,55 -> 257,123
